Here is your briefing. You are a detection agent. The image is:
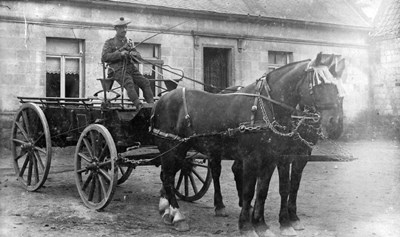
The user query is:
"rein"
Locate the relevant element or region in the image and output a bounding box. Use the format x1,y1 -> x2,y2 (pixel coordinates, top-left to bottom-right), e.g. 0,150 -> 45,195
149,61 -> 336,152
230,92 -> 297,113
151,74 -> 321,148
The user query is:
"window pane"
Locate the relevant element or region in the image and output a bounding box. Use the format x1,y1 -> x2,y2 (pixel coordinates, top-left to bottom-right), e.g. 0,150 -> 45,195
46,73 -> 60,97
47,38 -> 80,55
65,58 -> 79,74
65,74 -> 79,97
46,57 -> 61,73
276,52 -> 287,65
46,57 -> 61,97
268,53 -> 276,64
65,58 -> 79,97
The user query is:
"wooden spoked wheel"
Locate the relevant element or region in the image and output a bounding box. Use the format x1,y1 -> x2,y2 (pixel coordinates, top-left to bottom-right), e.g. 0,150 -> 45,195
74,124 -> 118,210
116,165 -> 133,185
174,154 -> 212,202
11,103 -> 52,191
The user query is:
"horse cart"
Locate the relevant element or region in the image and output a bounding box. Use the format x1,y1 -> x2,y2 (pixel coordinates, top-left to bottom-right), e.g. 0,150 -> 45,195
10,67 -> 212,211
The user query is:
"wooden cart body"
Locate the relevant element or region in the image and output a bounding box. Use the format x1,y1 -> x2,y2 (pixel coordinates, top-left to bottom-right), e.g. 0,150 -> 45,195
10,74 -> 213,210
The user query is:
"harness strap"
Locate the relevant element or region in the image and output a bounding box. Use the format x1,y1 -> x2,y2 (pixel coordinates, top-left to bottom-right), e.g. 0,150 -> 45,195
152,128 -> 187,142
250,79 -> 263,126
182,88 -> 192,128
233,92 -> 297,113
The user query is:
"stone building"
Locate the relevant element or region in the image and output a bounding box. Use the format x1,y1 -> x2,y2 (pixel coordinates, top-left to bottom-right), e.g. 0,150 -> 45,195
370,0 -> 400,115
0,0 -> 371,140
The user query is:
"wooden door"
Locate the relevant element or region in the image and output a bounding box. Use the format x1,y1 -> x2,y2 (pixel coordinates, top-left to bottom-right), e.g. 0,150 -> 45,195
203,48 -> 230,93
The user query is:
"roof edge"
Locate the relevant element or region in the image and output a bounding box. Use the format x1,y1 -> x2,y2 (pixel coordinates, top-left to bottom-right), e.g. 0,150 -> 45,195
68,0 -> 372,31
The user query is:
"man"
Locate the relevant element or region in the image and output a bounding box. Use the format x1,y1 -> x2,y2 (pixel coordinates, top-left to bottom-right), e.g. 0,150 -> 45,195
101,17 -> 154,109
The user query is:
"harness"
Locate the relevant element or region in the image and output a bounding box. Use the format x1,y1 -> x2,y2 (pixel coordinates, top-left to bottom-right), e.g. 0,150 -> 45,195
150,68 -> 328,148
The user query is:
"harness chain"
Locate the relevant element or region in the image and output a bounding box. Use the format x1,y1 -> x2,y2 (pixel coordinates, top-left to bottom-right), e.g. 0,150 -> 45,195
150,77 -> 321,151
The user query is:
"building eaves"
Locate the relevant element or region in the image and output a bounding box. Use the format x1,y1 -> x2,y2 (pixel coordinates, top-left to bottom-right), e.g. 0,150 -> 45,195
92,0 -> 370,30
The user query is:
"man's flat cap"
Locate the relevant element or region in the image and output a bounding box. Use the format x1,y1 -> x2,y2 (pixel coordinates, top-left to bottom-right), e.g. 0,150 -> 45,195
113,17 -> 131,26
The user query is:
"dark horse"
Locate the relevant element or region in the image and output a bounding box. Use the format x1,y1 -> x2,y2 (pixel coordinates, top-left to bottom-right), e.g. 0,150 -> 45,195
225,56 -> 345,236
273,57 -> 345,236
150,53 -> 342,235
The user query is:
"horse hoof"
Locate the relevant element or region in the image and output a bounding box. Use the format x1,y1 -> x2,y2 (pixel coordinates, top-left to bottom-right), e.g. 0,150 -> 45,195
254,224 -> 275,237
215,207 -> 228,217
240,230 -> 259,237
258,229 -> 276,237
173,220 -> 190,232
162,213 -> 173,225
290,220 -> 304,230
280,226 -> 297,236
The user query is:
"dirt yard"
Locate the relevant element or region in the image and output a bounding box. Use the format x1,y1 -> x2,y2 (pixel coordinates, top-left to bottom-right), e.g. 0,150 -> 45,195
1,140 -> 400,237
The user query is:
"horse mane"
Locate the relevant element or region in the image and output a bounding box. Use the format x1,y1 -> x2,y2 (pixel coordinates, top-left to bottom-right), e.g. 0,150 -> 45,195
268,59 -> 310,76
266,59 -> 311,83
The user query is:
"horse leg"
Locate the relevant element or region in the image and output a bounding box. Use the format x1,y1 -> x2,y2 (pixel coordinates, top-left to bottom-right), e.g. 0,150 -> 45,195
277,161 -> 297,236
288,157 -> 308,231
159,150 -> 190,232
253,162 -> 276,237
239,157 -> 258,237
232,159 -> 243,207
158,171 -> 173,224
210,156 -> 227,217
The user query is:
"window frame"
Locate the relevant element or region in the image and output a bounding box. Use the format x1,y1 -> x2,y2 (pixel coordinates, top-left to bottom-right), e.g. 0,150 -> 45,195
135,43 -> 164,97
268,51 -> 293,72
45,38 -> 84,98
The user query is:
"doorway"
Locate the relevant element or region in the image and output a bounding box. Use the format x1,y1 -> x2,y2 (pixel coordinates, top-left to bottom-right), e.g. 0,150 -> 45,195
203,47 -> 231,93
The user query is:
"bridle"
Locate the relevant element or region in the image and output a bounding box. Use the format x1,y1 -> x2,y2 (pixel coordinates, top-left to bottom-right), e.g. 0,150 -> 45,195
303,63 -> 341,110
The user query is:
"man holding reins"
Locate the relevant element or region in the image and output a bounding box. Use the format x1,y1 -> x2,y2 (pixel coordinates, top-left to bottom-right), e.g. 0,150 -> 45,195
101,17 -> 154,109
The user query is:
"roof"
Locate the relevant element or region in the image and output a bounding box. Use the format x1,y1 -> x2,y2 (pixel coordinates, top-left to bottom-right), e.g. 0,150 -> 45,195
108,0 -> 370,28
371,0 -> 400,38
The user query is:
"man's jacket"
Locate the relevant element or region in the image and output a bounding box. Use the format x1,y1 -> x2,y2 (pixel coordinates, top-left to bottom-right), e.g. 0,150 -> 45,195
101,36 -> 138,73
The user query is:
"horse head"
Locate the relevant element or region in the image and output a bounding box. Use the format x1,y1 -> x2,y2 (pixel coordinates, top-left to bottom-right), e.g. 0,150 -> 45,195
295,53 -> 343,111
264,52 -> 344,141
298,53 -> 346,139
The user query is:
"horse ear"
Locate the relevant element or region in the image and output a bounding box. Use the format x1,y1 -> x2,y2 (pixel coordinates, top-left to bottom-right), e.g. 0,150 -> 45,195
315,52 -> 323,66
329,58 -> 346,78
335,58 -> 346,78
324,54 -> 334,67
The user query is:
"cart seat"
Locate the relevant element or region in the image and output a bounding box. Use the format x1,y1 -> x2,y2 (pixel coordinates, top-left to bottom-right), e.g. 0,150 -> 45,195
93,62 -> 121,103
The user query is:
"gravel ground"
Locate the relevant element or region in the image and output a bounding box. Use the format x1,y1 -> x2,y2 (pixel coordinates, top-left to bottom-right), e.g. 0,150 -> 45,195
1,140 -> 400,237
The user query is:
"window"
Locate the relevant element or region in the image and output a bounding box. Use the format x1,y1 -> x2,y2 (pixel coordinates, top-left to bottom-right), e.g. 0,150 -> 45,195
268,51 -> 293,72
135,43 -> 164,97
46,38 -> 84,98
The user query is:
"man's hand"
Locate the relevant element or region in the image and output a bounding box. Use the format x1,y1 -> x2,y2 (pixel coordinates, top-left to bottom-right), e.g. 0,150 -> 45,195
129,51 -> 141,59
120,50 -> 129,57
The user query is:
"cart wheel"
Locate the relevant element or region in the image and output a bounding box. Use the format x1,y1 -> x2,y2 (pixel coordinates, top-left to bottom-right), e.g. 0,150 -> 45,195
117,165 -> 133,185
11,103 -> 52,191
74,124 -> 118,210
174,154 -> 212,202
